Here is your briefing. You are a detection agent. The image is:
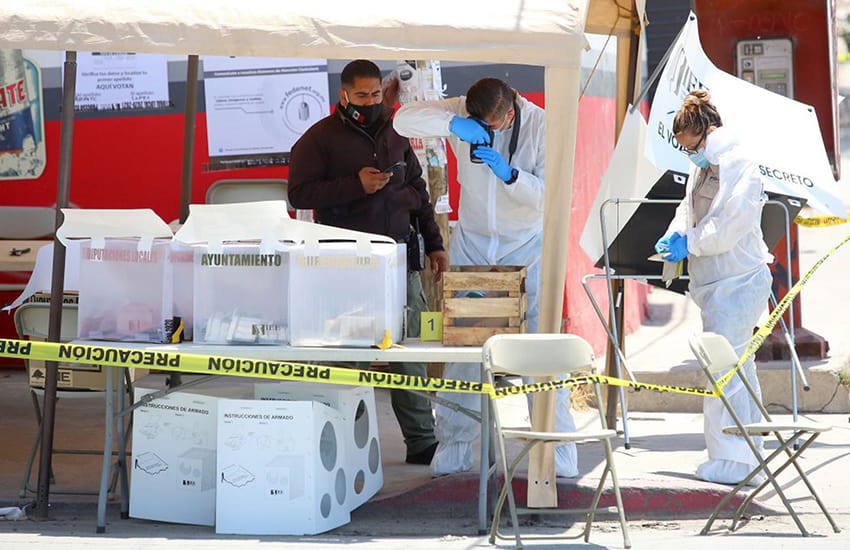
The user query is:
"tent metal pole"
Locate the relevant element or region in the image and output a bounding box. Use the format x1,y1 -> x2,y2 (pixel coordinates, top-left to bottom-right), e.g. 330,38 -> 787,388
35,50 -> 76,521
178,54 -> 199,225
171,54 -> 200,389
628,17 -> 688,113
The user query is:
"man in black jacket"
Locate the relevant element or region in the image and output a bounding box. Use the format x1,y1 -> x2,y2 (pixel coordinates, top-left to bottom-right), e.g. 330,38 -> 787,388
289,59 -> 448,465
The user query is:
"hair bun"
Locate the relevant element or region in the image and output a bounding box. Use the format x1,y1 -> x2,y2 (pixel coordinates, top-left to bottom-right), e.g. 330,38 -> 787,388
686,89 -> 711,104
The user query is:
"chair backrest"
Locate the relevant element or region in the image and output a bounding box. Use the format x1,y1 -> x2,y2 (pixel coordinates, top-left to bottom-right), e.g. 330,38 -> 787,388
0,206 -> 57,239
205,179 -> 290,207
483,333 -> 595,377
688,332 -> 739,375
14,302 -> 79,342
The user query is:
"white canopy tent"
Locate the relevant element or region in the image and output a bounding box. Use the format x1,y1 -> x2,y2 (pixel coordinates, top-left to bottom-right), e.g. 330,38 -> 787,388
1,0 -> 645,521
0,0 -> 589,338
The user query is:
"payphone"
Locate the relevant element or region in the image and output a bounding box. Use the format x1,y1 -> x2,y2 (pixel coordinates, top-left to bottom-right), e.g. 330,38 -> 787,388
736,38 -> 794,98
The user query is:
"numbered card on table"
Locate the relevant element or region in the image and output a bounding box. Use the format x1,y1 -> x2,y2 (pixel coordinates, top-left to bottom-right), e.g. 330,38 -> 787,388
420,311 -> 443,341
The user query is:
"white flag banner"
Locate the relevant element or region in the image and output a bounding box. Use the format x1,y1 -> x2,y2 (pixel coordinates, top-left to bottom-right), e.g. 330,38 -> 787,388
646,12 -> 845,219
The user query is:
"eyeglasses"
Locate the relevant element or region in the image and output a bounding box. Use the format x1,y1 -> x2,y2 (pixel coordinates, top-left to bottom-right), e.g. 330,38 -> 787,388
486,109 -> 513,132
681,130 -> 707,156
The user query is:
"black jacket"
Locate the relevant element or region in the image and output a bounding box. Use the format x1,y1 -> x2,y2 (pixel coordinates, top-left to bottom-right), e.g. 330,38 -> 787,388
288,105 -> 444,253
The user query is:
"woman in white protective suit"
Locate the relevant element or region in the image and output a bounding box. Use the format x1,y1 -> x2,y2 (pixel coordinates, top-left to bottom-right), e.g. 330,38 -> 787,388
393,77 -> 578,477
654,89 -> 773,484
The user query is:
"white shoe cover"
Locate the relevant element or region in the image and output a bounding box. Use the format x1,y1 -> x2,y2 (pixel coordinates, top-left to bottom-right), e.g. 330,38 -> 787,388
430,440 -> 473,477
696,458 -> 761,485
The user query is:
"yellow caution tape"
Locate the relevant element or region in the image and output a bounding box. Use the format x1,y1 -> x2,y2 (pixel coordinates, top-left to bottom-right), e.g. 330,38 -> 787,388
0,336 -> 713,399
794,215 -> 849,228
494,374 -> 715,398
715,230 -> 850,390
0,338 -> 492,396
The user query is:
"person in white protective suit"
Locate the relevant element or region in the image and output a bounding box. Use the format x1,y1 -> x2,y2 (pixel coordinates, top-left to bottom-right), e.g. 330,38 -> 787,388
393,77 -> 578,477
654,89 -> 773,485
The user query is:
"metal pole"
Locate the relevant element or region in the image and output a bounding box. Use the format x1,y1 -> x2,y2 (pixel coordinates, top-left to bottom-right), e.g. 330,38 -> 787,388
171,54 -> 200,389
178,54 -> 199,224
628,17 -> 689,114
35,50 -> 77,520
599,199 -> 632,448
96,366 -> 114,533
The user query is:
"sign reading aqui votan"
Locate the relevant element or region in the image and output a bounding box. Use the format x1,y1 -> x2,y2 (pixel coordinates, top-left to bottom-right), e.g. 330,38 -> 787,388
74,52 -> 171,111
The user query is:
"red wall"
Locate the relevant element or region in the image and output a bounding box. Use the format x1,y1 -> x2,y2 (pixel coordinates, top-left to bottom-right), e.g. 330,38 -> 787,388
0,114 -> 285,219
695,0 -> 837,167
567,96 -> 649,353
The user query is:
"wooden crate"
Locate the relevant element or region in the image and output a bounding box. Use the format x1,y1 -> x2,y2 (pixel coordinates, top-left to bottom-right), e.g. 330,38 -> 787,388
441,266 -> 527,346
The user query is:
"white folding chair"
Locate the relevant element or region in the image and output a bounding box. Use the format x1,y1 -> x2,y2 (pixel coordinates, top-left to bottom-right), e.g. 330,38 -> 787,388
205,178 -> 291,208
688,332 -> 840,536
0,206 -> 57,239
483,333 -> 630,549
14,302 -> 131,497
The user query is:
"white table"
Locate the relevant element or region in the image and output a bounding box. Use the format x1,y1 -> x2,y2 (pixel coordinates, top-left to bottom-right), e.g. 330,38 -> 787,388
80,339 -> 491,534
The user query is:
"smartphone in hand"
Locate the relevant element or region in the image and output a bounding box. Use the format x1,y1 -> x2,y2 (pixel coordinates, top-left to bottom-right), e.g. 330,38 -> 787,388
381,161 -> 407,174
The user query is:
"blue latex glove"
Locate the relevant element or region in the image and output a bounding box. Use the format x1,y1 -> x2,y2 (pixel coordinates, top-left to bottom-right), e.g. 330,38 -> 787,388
449,116 -> 491,144
662,233 -> 688,262
654,233 -> 675,255
472,146 -> 513,181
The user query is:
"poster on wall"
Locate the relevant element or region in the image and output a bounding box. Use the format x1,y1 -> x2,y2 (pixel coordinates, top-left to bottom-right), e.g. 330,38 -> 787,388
202,57 -> 330,171
74,52 -> 171,111
0,49 -> 46,180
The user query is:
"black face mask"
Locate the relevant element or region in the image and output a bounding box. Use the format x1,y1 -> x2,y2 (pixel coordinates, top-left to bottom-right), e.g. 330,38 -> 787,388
342,92 -> 382,126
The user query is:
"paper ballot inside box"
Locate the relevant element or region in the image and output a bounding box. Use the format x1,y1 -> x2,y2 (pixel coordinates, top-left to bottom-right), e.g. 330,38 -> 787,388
595,172 -> 804,295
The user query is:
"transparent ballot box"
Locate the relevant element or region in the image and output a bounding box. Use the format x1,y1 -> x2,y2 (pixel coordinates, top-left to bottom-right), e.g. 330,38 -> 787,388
288,242 -> 405,347
77,238 -> 179,343
193,243 -> 289,344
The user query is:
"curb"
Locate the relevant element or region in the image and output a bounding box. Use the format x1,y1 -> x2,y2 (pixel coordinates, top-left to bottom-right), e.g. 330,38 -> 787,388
360,472 -> 778,520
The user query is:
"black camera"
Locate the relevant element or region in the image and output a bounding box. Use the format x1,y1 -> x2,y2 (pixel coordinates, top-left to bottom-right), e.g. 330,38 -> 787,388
469,120 -> 494,164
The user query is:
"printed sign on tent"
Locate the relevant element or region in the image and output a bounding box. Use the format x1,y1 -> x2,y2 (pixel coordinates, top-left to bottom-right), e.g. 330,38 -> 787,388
74,52 -> 171,111
645,12 -> 845,219
202,56 -> 330,171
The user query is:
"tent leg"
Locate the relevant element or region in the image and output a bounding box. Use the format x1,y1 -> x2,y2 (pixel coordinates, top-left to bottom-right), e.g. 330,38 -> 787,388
35,49 -> 76,522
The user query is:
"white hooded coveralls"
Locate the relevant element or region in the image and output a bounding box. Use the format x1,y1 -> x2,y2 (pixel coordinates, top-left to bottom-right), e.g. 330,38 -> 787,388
394,95 -> 578,477
663,126 -> 773,484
